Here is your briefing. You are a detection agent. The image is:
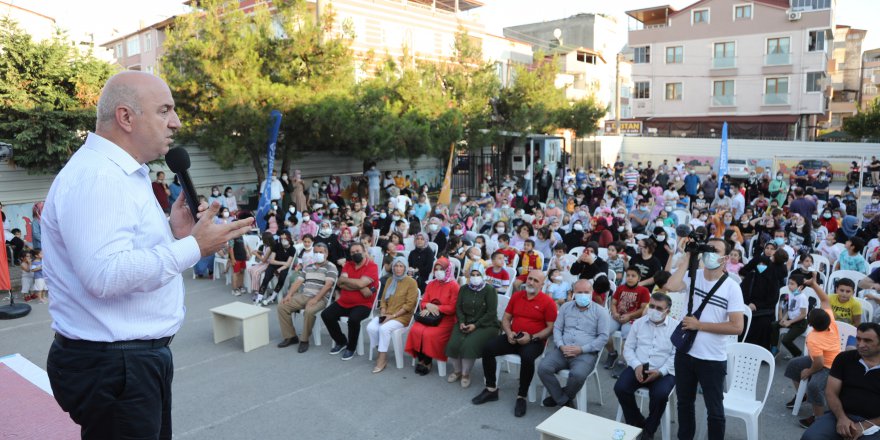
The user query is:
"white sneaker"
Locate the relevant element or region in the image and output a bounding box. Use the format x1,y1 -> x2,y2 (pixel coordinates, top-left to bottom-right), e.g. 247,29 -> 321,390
263,292 -> 278,305
253,294 -> 263,305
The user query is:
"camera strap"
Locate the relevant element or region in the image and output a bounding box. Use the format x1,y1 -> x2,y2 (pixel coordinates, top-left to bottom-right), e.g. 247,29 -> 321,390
687,272 -> 728,319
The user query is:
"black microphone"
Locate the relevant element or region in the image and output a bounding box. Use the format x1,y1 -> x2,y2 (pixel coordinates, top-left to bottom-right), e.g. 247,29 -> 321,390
165,147 -> 200,219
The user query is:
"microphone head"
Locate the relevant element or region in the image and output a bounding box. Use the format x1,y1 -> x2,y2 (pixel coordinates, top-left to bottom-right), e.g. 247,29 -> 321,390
165,147 -> 191,174
675,224 -> 691,238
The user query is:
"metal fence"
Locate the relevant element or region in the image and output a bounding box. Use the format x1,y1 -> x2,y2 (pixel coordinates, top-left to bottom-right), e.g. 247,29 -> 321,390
451,152 -> 507,197
569,138 -> 602,171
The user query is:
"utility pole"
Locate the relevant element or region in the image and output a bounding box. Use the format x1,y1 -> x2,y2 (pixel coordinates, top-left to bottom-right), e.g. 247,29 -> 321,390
316,0 -> 323,44
615,53 -> 622,135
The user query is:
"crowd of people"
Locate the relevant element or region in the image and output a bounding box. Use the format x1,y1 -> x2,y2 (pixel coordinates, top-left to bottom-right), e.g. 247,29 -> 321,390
7,154 -> 880,440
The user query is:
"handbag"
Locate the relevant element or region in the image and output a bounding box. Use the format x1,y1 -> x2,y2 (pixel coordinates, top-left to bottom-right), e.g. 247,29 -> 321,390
670,273 -> 728,354
414,300 -> 443,326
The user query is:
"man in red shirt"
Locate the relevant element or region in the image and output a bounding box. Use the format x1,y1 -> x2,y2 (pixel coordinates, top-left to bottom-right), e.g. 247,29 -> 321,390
320,242 -> 379,360
604,267 -> 651,372
472,270 -> 558,418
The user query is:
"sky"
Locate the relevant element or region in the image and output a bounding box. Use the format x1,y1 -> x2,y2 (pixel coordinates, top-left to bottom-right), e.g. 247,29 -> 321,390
12,0 -> 880,50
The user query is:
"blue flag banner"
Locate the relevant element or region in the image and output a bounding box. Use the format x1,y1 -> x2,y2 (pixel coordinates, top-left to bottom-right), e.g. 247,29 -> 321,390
717,122 -> 728,192
256,110 -> 283,232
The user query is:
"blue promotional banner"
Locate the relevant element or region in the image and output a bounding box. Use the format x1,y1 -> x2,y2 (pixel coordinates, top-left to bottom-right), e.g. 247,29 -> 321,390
717,122 -> 728,191
256,110 -> 283,232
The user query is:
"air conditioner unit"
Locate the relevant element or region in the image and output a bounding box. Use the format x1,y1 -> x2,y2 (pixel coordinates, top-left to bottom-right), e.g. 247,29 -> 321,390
787,10 -> 802,21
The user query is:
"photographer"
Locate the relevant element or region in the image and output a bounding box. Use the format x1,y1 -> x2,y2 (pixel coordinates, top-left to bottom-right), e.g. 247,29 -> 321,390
665,236 -> 745,440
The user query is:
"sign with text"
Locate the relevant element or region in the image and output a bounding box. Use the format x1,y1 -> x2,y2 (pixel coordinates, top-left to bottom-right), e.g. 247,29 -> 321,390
604,120 -> 643,135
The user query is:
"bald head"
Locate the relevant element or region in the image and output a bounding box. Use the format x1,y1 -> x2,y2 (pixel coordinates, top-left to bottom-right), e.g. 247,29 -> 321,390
573,279 -> 593,294
524,269 -> 545,295
95,71 -> 180,163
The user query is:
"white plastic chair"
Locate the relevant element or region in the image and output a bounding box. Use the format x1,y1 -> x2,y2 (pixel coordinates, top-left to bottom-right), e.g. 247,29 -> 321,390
597,247 -> 608,260
826,270 -> 868,293
568,246 -> 585,258
504,267 -> 517,297
496,294 -> 510,320
369,289 -> 421,369
615,385 -> 676,440
868,259 -> 880,272
719,343 -> 775,440
856,297 -> 873,323
339,281 -> 380,356
213,256 -> 231,285
368,246 -> 384,267
496,352 -> 542,402
427,242 -> 439,258
541,347 -> 605,413
403,236 -> 415,251
667,291 -> 687,321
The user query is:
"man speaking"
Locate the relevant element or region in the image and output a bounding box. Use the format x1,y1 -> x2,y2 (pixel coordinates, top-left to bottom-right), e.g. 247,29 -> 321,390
42,71 -> 253,439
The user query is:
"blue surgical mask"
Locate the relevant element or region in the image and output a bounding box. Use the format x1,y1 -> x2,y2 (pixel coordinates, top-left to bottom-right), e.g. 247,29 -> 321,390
756,264 -> 767,273
791,288 -> 801,296
702,252 -> 722,270
774,237 -> 785,246
574,293 -> 591,308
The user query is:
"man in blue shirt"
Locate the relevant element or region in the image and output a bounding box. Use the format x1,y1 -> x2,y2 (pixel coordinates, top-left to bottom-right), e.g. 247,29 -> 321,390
683,168 -> 700,197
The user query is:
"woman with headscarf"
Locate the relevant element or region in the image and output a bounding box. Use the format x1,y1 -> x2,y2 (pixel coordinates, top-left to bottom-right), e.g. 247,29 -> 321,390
289,170 -> 308,212
31,201 -> 43,249
445,262 -> 499,387
585,216 -> 614,248
740,248 -> 788,349
408,232 -> 435,291
327,176 -> 343,206
835,215 -> 860,244
366,257 -> 419,373
405,257 -> 460,375
328,226 -> 354,268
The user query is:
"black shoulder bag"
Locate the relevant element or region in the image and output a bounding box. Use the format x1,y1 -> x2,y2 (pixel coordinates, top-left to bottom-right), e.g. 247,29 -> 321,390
670,273 -> 728,354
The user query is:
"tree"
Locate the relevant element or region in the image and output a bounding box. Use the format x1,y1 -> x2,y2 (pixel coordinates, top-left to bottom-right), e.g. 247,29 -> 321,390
0,18 -> 115,173
844,98 -> 880,139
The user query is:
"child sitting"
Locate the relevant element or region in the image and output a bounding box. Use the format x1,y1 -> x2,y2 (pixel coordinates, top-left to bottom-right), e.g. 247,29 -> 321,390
835,237 -> 869,273
725,249 -> 744,275
512,239 -> 543,291
771,273 -> 809,357
604,267 -> 651,371
828,278 -> 862,325
485,251 -> 511,294
606,241 -> 627,284
545,268 -> 572,307
495,234 -> 518,268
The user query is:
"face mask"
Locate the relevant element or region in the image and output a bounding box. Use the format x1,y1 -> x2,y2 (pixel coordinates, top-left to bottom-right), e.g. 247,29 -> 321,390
699,216 -> 708,221
271,204 -> 278,210
776,175 -> 783,180
392,215 -> 401,221
874,199 -> 880,204
774,237 -> 785,246
723,219 -> 731,225
222,212 -> 229,218
756,263 -> 767,273
320,227 -> 331,235
496,226 -> 505,233
617,226 -> 625,232
548,203 -> 556,208
574,293 -> 591,307
657,234 -> 666,241
573,223 -> 584,231
689,170 -> 695,174
639,206 -> 648,212
429,224 -> 439,232
516,191 -> 523,196
791,288 -> 801,296
459,196 -> 467,203
655,221 -> 664,227
469,276 -> 483,286
379,212 -> 387,219
320,185 -> 327,190
702,252 -> 722,270
312,253 -> 325,263
351,253 -> 364,264
434,208 -> 442,214
454,229 -> 463,236
823,212 -> 832,219
480,192 -> 487,198
642,190 -> 648,195
648,308 -> 665,323
212,191 -> 220,196
551,276 -> 562,283
281,239 -> 290,246
434,270 -> 446,280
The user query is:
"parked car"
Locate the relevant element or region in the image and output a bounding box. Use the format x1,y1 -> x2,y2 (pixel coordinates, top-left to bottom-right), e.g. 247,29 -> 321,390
725,159 -> 751,180
0,143 -> 11,162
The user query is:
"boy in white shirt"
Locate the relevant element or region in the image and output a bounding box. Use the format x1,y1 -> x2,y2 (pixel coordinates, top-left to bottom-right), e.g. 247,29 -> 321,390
771,273 -> 810,357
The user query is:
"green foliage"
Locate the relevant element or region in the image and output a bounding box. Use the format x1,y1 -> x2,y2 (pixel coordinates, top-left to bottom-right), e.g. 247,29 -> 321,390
0,17 -> 115,173
844,98 -> 880,139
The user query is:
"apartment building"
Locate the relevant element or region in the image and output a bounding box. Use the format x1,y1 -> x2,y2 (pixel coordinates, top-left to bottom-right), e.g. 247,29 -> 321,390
101,16 -> 174,74
503,14 -> 629,130
826,25 -> 866,130
860,48 -> 880,110
626,0 -> 835,140
1,1 -> 56,41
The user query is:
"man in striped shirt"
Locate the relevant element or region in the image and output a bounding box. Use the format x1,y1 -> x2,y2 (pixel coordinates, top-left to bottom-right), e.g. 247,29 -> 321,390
276,243 -> 338,353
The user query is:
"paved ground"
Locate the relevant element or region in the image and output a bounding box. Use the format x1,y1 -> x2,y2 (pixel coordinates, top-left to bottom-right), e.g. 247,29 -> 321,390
1,273 -> 817,440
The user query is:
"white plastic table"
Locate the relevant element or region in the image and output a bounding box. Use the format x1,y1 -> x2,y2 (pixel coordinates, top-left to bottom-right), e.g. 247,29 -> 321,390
210,302 -> 270,352
535,407 -> 642,440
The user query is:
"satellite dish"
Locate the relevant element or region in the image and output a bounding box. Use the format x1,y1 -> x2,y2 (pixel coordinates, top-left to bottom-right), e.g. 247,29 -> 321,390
553,28 -> 562,40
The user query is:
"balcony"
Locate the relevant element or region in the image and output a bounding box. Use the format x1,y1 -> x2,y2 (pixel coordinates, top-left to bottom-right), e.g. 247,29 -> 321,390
712,56 -> 735,69
764,93 -> 789,105
765,53 -> 791,66
712,95 -> 735,106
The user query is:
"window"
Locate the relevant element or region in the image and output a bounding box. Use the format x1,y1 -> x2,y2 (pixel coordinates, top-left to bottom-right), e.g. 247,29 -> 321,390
808,29 -> 830,52
806,72 -> 825,92
734,5 -> 752,19
665,46 -> 683,64
665,83 -> 682,100
693,9 -> 709,24
126,36 -> 140,56
114,43 -> 123,59
713,42 -> 735,68
791,0 -> 831,12
576,52 -> 596,64
634,46 -> 650,64
765,77 -> 789,104
634,81 -> 651,99
144,33 -> 152,52
765,37 -> 790,65
712,80 -> 734,106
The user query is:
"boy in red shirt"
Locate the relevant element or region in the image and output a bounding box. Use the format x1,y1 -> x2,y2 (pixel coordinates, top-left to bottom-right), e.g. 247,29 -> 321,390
513,239 -> 543,291
495,234 -> 519,268
604,267 -> 650,370
485,251 -> 512,294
